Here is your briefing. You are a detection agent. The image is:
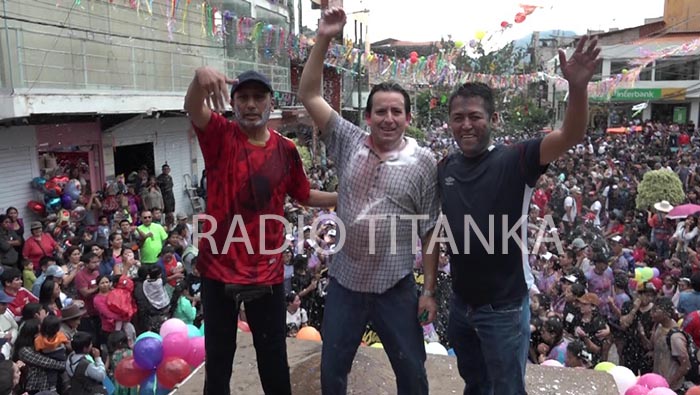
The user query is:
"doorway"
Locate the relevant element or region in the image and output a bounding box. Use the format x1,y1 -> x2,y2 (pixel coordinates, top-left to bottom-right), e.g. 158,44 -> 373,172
114,143 -> 155,181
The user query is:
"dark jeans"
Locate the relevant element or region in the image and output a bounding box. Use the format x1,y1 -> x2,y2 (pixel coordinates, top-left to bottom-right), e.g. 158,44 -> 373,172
448,294 -> 530,395
321,275 -> 428,395
201,278 -> 290,395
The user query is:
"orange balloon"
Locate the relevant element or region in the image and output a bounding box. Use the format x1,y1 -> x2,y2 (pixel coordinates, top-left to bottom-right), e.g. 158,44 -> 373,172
514,13 -> 526,23
296,326 -> 322,342
686,386 -> 700,395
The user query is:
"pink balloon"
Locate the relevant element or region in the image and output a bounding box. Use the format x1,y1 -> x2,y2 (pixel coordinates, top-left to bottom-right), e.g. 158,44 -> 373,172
540,359 -> 563,367
625,385 -> 650,395
162,332 -> 191,360
637,373 -> 669,390
160,318 -> 188,339
185,336 -> 206,367
647,388 -> 677,395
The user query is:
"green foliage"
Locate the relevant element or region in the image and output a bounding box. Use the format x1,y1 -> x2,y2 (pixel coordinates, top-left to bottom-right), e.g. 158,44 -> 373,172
499,96 -> 551,137
635,169 -> 686,210
453,40 -> 527,75
415,89 -> 451,130
292,138 -> 313,171
405,126 -> 427,143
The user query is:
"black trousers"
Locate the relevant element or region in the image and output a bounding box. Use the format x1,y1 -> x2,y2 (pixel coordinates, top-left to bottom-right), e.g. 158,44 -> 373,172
201,278 -> 291,395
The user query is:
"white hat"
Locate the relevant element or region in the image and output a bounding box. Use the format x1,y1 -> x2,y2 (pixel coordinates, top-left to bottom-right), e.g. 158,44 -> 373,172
653,200 -> 673,213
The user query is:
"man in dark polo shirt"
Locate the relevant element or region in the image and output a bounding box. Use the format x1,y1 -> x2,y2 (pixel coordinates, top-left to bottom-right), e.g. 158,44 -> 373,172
184,67 -> 336,395
439,36 -> 601,395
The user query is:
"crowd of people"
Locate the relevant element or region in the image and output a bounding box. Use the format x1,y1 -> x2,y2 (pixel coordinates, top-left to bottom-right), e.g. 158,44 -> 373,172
0,163 -> 200,394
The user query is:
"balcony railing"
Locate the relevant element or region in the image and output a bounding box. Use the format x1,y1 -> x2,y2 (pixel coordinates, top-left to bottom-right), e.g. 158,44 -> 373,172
0,0 -> 290,96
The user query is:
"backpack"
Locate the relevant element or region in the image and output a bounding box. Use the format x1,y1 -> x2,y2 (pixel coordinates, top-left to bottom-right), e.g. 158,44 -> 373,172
666,327 -> 700,383
69,357 -> 108,395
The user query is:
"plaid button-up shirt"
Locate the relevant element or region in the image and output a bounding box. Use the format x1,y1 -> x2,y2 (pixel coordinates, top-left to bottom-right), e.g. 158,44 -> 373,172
18,346 -> 66,392
322,113 -> 439,293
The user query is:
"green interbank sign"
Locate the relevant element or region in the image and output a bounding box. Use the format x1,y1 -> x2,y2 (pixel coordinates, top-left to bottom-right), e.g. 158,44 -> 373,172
590,88 -> 686,102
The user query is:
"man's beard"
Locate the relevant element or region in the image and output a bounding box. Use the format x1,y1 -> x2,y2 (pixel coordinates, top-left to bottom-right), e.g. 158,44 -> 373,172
234,107 -> 271,129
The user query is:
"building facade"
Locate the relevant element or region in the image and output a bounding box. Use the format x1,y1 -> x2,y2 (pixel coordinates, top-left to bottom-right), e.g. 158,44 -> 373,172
0,0 -> 294,232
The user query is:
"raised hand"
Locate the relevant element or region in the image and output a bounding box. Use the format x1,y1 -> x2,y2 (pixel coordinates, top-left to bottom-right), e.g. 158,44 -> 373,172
194,66 -> 237,112
558,36 -> 602,90
318,7 -> 346,39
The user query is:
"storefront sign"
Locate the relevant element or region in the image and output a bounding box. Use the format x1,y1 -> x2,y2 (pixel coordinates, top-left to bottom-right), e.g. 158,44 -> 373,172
591,88 -> 686,102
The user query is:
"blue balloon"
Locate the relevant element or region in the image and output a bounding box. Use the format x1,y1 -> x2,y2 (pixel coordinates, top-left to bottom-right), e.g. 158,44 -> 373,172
138,374 -> 169,395
133,337 -> 163,371
187,324 -> 200,338
60,194 -> 74,210
31,177 -> 47,190
46,197 -> 61,213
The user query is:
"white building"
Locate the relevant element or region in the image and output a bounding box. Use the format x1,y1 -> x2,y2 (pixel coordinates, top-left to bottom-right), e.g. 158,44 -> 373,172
0,0 -> 294,234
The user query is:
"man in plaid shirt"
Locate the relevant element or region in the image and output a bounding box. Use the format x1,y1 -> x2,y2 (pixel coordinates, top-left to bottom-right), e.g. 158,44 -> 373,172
299,7 -> 440,395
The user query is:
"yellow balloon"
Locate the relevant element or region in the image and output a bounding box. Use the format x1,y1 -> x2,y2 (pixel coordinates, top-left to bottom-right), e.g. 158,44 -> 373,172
454,40 -> 464,49
475,31 -> 486,40
594,361 -> 616,373
370,343 -> 384,349
622,69 -> 628,74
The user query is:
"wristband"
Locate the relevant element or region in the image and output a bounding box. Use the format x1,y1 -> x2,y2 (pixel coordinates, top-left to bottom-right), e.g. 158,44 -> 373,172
422,289 -> 434,297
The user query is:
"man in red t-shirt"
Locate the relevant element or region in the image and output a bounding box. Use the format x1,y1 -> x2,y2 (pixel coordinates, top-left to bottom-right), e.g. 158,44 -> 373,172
184,67 -> 336,395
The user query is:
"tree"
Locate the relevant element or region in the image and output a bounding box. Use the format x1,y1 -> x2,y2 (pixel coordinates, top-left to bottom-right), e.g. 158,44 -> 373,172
405,126 -> 427,144
415,90 -> 450,130
635,169 -> 686,210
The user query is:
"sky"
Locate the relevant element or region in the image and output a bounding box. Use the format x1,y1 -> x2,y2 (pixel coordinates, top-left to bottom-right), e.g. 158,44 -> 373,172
301,0 -> 666,45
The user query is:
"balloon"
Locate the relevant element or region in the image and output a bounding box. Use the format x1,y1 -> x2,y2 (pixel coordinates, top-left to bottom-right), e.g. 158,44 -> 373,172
622,69 -> 629,74
409,51 -> 418,58
650,277 -> 663,293
501,21 -> 509,28
474,31 -> 486,40
60,194 -> 73,210
594,361 -> 616,372
635,268 -> 644,282
114,356 -> 151,387
628,279 -> 638,292
296,326 -> 321,341
199,322 -> 205,337
625,385 -> 650,395
45,197 -> 62,213
70,205 -> 87,222
540,359 -> 563,367
184,336 -> 206,367
454,41 -> 464,49
31,177 -> 47,190
27,200 -> 46,216
647,389 -> 677,395
138,374 -> 170,395
469,39 -> 477,48
44,181 -> 62,198
425,342 -> 448,356
64,179 -> 81,200
136,331 -> 162,343
133,337 -> 163,370
160,318 -> 188,339
609,366 -> 638,395
514,12 -> 526,23
237,320 -> 251,333
156,357 -> 191,389
636,373 -> 669,389
410,56 -> 418,64
652,267 -> 660,278
162,332 -> 191,360
686,386 -> 700,395
370,343 -> 383,349
641,267 -> 654,282
186,324 -> 200,338
50,176 -> 69,186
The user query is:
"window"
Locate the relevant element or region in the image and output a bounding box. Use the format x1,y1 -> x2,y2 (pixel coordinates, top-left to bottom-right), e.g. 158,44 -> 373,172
655,58 -> 700,81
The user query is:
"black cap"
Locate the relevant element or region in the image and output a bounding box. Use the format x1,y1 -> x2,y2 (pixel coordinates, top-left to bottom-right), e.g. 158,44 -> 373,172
230,70 -> 273,98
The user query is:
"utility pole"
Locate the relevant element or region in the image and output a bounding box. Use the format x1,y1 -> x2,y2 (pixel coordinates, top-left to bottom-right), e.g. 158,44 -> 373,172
552,58 -> 557,126
356,19 -> 363,125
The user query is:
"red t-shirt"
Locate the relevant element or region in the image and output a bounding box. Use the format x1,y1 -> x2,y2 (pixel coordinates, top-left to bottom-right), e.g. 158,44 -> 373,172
195,113 -> 311,285
6,287 -> 39,318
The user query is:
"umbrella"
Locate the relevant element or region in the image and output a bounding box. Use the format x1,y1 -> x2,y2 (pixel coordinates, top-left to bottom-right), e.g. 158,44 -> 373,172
666,204 -> 700,220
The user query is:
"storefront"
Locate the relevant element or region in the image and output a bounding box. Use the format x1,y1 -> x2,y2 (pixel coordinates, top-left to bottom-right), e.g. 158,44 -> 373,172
589,88 -> 693,126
